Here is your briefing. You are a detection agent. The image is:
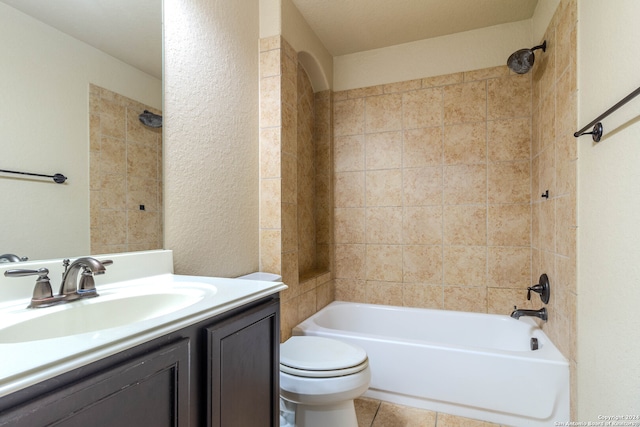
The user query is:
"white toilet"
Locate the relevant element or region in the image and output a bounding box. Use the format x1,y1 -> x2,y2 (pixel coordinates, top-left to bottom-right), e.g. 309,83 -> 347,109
279,336 -> 371,427
236,272 -> 371,427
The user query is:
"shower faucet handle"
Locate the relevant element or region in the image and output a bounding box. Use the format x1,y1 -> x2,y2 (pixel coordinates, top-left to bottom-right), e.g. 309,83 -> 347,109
526,274 -> 550,304
527,283 -> 545,300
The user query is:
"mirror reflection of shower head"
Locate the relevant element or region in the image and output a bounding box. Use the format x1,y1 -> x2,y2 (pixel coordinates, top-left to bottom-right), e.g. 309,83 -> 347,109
507,40 -> 547,74
138,110 -> 163,128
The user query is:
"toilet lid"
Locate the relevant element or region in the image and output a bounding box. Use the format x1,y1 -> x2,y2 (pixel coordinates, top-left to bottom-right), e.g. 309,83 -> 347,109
280,336 -> 367,372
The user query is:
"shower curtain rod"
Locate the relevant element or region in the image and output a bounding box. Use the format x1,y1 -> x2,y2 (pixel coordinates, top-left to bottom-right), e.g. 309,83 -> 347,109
0,168 -> 67,183
574,85 -> 640,142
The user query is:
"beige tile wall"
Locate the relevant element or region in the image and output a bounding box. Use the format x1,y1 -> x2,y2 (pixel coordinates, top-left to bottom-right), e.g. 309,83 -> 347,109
296,62 -> 333,276
297,61 -> 317,274
89,84 -> 163,254
259,36 -> 334,341
333,67 -> 536,314
531,0 -> 577,418
314,90 -> 333,273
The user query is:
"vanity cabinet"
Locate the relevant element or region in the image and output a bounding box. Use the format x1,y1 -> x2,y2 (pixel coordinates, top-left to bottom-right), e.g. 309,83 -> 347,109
0,296 -> 280,427
0,340 -> 190,426
207,299 -> 279,426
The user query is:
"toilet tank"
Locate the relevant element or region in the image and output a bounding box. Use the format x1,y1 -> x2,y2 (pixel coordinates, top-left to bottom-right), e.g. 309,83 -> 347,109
236,272 -> 282,282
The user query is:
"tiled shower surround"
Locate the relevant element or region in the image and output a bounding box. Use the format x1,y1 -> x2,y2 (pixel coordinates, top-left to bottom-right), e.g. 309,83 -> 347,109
260,0 -> 576,416
332,67 -> 535,314
89,84 -> 163,254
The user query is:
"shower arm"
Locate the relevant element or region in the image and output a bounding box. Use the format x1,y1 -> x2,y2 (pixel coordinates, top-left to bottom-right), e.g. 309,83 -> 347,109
531,41 -> 547,53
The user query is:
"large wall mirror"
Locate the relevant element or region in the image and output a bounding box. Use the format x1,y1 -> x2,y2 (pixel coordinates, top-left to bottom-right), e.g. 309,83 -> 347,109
0,0 -> 162,261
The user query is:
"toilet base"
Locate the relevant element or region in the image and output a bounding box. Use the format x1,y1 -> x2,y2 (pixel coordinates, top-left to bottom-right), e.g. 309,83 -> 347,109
291,399 -> 358,427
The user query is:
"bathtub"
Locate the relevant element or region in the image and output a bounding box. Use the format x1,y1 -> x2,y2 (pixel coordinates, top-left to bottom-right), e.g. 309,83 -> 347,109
293,301 -> 569,427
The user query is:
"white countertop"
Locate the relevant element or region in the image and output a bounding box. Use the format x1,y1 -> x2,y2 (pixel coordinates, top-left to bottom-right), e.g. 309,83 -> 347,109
0,250 -> 286,398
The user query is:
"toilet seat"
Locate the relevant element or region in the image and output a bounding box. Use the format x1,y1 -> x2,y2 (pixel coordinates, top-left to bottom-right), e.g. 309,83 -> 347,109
280,359 -> 369,378
280,336 -> 368,378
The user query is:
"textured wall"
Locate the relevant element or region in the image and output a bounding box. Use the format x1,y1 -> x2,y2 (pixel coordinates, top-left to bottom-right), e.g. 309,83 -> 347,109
164,0 -> 260,276
577,0 -> 640,420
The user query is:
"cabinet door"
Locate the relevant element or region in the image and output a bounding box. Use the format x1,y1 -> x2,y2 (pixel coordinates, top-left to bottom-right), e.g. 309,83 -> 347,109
0,339 -> 190,427
206,300 -> 279,427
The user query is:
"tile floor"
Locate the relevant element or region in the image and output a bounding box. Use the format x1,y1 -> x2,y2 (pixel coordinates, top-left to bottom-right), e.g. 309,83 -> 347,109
355,398 -> 504,427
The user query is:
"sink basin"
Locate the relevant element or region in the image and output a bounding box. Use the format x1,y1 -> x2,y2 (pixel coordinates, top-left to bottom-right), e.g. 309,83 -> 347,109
0,283 -> 212,343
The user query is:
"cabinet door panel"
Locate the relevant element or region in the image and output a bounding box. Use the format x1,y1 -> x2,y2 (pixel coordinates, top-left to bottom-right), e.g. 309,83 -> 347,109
207,300 -> 279,427
0,339 -> 190,427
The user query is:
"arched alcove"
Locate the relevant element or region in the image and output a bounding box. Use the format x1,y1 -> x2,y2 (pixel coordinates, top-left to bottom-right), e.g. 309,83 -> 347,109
296,55 -> 332,281
298,50 -> 330,92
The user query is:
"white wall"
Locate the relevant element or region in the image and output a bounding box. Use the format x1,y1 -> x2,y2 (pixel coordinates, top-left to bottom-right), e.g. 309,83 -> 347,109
577,0 -> 640,420
259,0 -> 281,40
532,0 -> 561,44
0,3 -> 161,261
163,0 -> 260,277
333,20 -> 532,91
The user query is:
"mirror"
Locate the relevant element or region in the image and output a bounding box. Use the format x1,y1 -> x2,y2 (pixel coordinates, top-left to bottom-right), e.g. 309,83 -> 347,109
0,0 -> 162,261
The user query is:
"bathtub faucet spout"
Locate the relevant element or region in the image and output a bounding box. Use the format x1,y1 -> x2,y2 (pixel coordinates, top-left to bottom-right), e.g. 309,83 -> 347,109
510,306 -> 547,322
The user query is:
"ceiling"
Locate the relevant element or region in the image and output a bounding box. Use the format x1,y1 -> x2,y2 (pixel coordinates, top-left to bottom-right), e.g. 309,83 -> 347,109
1,0 -> 538,78
292,0 -> 539,56
0,0 -> 162,79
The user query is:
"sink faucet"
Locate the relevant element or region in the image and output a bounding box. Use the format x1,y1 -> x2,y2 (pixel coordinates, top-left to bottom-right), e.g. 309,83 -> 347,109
510,306 -> 548,322
4,257 -> 112,308
60,257 -> 112,300
0,253 -> 28,263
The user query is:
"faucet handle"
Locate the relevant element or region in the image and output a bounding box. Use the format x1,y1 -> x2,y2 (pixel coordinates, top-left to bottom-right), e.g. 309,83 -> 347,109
4,268 -> 49,278
96,259 -> 113,274
77,260 -> 111,295
4,268 -> 58,306
78,266 -> 98,294
526,274 -> 551,304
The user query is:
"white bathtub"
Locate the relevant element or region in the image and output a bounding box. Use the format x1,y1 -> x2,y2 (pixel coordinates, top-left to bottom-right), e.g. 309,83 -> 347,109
293,301 -> 569,427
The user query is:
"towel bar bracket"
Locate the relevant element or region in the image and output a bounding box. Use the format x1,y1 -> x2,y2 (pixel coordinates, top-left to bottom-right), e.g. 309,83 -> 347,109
579,122 -> 603,143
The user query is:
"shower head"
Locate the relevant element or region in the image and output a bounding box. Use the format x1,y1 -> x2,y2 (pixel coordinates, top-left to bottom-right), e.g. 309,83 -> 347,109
139,110 -> 163,128
507,41 -> 547,74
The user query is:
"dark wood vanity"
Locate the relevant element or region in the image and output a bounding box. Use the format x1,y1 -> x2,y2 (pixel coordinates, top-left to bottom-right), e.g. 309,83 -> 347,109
0,296 -> 280,426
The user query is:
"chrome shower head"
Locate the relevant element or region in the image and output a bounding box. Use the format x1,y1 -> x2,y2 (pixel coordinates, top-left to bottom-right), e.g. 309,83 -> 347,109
507,41 -> 547,74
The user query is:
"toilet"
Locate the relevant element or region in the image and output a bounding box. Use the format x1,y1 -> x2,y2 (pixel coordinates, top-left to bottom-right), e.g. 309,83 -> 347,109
236,272 -> 371,427
280,336 -> 370,427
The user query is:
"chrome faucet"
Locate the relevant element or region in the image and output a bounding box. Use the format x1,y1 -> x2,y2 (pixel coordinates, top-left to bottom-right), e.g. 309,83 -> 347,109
4,257 -> 112,308
0,253 -> 28,263
59,257 -> 112,300
510,306 -> 548,322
